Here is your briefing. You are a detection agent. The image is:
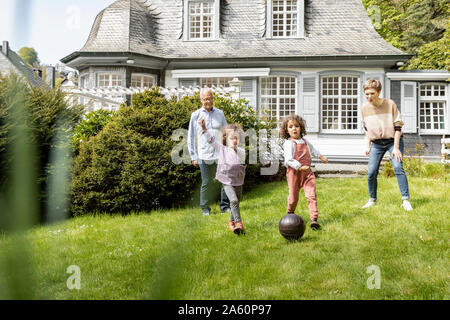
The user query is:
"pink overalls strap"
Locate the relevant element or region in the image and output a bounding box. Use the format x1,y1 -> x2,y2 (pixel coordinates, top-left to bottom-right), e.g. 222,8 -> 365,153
293,139 -> 312,168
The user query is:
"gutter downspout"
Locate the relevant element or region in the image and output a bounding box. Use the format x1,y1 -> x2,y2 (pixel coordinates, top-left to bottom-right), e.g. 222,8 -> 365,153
160,59 -> 170,87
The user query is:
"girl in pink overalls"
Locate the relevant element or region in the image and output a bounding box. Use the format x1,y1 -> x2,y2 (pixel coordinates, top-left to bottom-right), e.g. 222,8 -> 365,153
281,115 -> 328,230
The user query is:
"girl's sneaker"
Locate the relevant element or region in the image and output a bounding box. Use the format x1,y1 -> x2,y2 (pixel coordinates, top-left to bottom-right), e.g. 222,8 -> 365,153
234,221 -> 246,235
310,219 -> 321,230
228,221 -> 236,232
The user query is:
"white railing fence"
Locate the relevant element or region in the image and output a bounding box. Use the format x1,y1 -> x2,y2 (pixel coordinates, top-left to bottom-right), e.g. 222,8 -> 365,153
61,78 -> 244,113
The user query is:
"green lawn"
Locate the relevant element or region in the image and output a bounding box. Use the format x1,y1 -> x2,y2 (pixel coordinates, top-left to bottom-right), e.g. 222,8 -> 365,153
0,177 -> 449,300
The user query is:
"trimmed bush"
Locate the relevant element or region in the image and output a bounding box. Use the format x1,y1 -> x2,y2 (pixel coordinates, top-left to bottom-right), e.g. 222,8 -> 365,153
71,89 -> 201,215
73,109 -> 117,153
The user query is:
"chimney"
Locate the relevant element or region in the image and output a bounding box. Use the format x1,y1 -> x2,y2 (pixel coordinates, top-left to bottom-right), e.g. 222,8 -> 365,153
33,68 -> 42,79
45,66 -> 55,88
2,41 -> 9,56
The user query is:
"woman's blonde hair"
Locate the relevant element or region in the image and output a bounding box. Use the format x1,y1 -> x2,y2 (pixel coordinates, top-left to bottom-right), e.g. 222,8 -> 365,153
363,79 -> 382,92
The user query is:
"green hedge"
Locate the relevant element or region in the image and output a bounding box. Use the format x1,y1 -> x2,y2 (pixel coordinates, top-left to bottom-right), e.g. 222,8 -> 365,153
73,109 -> 117,153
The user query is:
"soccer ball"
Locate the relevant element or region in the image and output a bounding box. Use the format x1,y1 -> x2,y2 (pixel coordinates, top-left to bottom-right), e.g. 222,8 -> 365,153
279,213 -> 306,240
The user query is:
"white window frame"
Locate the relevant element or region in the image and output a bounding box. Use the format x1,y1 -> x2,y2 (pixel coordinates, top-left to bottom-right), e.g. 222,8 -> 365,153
97,73 -> 124,88
96,73 -> 126,108
320,75 -> 361,134
267,0 -> 305,39
200,77 -> 234,88
131,73 -> 156,88
184,0 -> 220,41
419,82 -> 448,134
79,74 -> 89,89
259,75 -> 297,123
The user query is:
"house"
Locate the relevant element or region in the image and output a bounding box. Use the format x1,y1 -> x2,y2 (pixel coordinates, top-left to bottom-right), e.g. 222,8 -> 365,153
60,0 -> 449,161
0,40 -> 55,88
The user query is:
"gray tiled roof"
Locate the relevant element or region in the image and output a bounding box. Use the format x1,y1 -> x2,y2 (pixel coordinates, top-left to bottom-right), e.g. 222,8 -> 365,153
80,0 -> 408,59
0,44 -> 47,88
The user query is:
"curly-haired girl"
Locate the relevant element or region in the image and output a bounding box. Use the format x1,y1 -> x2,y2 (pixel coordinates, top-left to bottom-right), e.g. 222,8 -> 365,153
281,114 -> 328,230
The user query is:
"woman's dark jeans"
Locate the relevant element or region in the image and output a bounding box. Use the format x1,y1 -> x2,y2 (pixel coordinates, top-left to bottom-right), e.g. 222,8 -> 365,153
367,138 -> 410,201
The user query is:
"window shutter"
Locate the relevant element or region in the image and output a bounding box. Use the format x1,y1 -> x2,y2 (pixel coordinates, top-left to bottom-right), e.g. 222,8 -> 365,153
240,78 -> 257,109
401,81 -> 417,133
446,84 -> 450,134
301,73 -> 319,133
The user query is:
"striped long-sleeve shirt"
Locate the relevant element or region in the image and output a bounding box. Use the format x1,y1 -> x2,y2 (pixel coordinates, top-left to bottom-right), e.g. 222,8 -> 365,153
362,98 -> 404,141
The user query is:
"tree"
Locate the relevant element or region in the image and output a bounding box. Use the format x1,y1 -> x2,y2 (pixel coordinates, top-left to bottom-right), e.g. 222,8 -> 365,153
18,47 -> 40,67
401,0 -> 449,55
362,0 -> 449,70
405,24 -> 450,70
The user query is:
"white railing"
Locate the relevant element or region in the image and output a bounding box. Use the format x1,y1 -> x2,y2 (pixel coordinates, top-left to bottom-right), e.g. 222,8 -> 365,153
61,78 -> 243,112
441,136 -> 450,164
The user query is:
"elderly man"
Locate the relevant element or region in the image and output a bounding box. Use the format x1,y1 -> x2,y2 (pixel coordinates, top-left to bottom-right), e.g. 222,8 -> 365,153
188,88 -> 230,216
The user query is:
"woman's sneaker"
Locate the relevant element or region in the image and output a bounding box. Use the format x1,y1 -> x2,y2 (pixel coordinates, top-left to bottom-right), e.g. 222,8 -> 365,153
228,221 -> 236,232
234,221 -> 246,235
362,199 -> 376,209
401,200 -> 413,211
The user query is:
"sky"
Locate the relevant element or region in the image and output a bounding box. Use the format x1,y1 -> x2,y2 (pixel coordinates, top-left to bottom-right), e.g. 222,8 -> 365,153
0,0 -> 116,66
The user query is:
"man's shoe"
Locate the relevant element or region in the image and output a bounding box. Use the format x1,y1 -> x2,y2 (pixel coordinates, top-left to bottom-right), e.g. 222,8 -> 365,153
401,200 -> 413,211
202,209 -> 210,216
234,221 -> 246,235
362,200 -> 376,209
310,219 -> 321,230
228,221 -> 236,232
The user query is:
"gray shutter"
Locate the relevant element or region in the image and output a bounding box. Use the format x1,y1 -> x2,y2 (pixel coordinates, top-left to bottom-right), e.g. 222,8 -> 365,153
445,84 -> 450,134
301,73 -> 319,133
401,81 -> 417,133
446,84 -> 450,134
390,81 -> 401,110
240,78 -> 257,109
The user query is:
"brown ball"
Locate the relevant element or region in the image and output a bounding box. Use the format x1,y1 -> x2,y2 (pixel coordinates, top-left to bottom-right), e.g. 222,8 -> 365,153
279,213 -> 306,240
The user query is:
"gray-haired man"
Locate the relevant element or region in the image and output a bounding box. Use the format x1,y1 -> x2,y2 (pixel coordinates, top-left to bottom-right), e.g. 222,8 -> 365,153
188,88 -> 231,216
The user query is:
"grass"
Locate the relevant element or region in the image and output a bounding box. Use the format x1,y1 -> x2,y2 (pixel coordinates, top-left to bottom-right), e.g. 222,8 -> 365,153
0,176 -> 449,300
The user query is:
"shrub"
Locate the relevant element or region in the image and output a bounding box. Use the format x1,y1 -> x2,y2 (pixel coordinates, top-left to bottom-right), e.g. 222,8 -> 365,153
71,89 -> 201,215
71,89 -> 277,215
73,109 -> 117,153
380,143 -> 449,179
0,73 -> 84,221
380,160 -> 395,177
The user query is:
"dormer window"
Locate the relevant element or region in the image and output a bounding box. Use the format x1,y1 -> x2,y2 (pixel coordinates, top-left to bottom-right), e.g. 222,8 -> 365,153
184,0 -> 220,41
267,0 -> 305,39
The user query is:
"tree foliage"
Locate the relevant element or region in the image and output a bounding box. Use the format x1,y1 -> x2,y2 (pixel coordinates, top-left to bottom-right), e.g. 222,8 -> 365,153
362,0 -> 450,70
18,47 -> 40,67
